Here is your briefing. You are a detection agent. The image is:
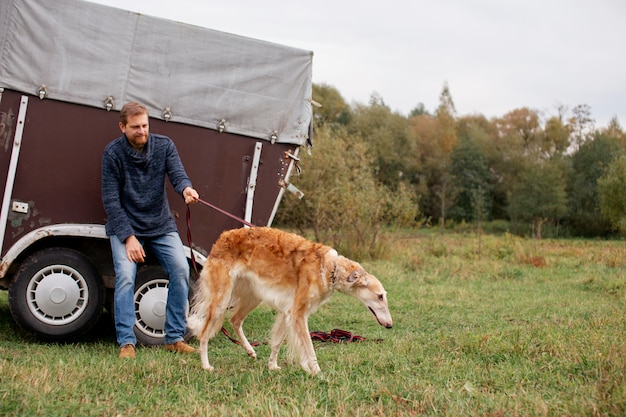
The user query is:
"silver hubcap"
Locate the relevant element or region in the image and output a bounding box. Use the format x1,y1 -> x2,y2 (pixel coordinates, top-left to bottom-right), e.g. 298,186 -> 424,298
134,279 -> 168,338
27,265 -> 88,325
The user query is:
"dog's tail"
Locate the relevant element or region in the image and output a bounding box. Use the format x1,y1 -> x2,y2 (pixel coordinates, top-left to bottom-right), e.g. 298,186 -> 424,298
187,265 -> 211,337
186,309 -> 204,338
187,298 -> 205,338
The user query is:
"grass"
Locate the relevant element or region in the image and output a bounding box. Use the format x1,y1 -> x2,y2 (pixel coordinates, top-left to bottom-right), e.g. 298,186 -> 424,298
1,230 -> 625,416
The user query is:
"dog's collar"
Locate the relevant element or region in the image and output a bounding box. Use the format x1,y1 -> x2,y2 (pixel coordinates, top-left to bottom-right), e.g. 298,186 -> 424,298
330,263 -> 338,286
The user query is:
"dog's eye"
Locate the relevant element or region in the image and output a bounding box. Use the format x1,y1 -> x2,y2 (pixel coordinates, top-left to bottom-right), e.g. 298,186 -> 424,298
378,294 -> 384,301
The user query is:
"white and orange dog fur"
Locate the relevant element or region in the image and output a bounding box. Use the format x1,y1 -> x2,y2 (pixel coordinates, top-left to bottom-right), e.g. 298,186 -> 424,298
188,227 -> 393,376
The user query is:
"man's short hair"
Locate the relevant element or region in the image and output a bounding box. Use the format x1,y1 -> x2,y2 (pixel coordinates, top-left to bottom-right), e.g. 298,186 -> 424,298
120,102 -> 148,126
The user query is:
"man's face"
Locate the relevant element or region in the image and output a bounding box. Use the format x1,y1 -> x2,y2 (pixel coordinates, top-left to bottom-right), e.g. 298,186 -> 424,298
120,113 -> 149,151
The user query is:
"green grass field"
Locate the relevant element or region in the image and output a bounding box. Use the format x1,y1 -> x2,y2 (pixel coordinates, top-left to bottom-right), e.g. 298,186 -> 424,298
1,230 -> 625,416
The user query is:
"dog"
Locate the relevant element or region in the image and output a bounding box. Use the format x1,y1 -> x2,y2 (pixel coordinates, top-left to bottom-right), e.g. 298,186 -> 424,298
188,226 -> 393,375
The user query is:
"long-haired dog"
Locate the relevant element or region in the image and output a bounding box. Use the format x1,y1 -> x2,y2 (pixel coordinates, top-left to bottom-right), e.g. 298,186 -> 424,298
188,227 -> 393,375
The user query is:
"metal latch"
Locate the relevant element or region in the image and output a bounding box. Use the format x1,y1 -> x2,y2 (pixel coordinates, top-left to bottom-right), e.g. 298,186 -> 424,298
284,151 -> 300,162
11,200 -> 29,214
279,180 -> 304,199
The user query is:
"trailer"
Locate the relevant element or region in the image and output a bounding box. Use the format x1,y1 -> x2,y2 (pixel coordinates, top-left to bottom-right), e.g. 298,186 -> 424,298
0,0 -> 311,344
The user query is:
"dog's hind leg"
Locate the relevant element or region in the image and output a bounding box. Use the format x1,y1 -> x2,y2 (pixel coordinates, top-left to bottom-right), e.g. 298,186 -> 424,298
197,262 -> 233,371
229,296 -> 262,359
199,306 -> 228,371
268,311 -> 287,370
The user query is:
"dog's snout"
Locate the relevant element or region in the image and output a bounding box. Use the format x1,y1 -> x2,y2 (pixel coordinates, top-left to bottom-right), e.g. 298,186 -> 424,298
369,306 -> 393,329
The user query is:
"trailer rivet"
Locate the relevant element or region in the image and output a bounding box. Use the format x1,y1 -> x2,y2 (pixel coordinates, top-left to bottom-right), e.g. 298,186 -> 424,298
104,96 -> 115,111
217,119 -> 226,133
162,107 -> 172,122
36,85 -> 48,100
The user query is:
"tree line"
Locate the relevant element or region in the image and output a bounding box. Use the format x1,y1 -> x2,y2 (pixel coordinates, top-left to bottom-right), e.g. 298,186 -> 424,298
276,82 -> 626,257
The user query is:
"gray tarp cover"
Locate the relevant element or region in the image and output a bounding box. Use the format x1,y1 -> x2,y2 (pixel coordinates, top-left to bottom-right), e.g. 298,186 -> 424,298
0,0 -> 313,145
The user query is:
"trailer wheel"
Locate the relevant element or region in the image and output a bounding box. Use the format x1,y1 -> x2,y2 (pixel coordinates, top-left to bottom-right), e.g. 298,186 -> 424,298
130,265 -> 196,346
8,248 -> 104,341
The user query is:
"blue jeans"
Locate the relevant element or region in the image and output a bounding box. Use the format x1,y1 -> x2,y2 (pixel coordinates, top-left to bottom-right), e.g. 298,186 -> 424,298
111,232 -> 190,346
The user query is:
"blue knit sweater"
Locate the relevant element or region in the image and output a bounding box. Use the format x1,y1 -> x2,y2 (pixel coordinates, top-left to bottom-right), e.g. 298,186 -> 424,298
101,133 -> 192,242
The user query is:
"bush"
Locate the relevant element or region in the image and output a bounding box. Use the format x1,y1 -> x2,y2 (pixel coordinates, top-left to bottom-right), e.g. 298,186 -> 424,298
275,125 -> 419,259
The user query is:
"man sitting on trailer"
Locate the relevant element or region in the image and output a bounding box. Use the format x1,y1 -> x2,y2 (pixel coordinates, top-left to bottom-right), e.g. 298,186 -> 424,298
101,102 -> 199,359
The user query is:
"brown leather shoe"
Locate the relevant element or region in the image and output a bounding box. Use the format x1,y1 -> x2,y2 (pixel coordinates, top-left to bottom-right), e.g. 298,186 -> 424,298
165,341 -> 197,354
119,344 -> 136,359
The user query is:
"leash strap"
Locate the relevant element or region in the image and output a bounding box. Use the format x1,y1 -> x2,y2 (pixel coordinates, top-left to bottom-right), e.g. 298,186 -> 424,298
186,198 -> 256,274
197,198 -> 255,228
310,329 -> 368,343
220,327 -> 261,347
186,205 -> 200,274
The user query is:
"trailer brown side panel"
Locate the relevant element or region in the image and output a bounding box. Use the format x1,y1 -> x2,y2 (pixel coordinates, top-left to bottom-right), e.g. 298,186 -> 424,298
0,89 -> 297,258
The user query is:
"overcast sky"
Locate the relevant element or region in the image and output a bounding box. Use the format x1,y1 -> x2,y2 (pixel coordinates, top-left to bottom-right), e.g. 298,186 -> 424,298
90,0 -> 625,129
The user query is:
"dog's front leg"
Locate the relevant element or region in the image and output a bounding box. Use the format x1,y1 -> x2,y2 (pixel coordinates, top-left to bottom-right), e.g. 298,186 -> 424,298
268,312 -> 287,370
293,316 -> 321,376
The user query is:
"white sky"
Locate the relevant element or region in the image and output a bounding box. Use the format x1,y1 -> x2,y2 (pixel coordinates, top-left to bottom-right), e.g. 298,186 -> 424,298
89,0 -> 626,129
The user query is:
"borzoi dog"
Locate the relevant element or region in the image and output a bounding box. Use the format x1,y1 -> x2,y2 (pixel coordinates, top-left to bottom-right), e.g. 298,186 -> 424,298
188,227 -> 393,375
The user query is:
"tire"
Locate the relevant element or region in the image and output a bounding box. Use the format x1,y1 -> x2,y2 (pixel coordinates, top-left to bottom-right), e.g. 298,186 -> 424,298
129,265 -> 196,346
8,248 -> 104,341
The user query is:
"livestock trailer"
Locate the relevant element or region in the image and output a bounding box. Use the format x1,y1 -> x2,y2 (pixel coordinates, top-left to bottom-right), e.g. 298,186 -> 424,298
0,0 -> 312,344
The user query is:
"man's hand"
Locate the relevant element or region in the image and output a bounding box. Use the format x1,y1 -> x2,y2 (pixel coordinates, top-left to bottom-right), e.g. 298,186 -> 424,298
126,235 -> 146,263
183,186 -> 199,205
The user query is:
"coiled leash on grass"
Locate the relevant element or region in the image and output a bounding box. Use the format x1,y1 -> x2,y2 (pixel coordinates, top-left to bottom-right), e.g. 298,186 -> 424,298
310,329 -> 366,343
186,200 -> 380,346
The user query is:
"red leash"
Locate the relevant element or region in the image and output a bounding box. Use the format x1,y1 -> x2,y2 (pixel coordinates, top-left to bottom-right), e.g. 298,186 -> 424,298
310,329 -> 367,343
186,198 -> 255,274
195,198 -> 255,228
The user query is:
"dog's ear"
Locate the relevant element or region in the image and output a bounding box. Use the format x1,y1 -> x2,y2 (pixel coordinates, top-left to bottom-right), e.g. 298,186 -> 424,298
347,270 -> 367,285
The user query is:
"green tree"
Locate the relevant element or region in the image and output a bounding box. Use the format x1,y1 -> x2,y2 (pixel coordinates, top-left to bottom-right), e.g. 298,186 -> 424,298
449,138 -> 493,223
601,116 -> 625,143
456,115 -> 505,219
276,124 -> 418,259
347,94 -> 411,190
495,107 -> 543,157
406,113 -> 437,219
543,115 -> 572,158
568,104 -> 595,150
566,133 -> 622,236
491,108 -> 546,223
597,152 -> 626,235
409,102 -> 429,117
508,160 -> 568,238
433,83 -> 457,231
311,83 -> 351,126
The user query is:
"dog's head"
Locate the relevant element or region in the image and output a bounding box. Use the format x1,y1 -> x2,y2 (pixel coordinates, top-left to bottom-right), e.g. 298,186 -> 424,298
332,255 -> 393,329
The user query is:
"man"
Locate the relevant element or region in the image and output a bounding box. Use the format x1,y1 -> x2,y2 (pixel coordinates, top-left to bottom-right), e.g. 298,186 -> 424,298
102,102 -> 199,359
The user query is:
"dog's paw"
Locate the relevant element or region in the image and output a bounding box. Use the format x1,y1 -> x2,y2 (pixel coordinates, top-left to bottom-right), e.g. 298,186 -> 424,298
268,363 -> 281,371
247,351 -> 257,359
202,364 -> 214,372
306,364 -> 321,376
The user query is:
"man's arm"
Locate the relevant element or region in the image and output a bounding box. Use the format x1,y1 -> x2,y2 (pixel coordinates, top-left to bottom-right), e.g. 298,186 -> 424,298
101,149 -> 134,242
164,138 -> 198,204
